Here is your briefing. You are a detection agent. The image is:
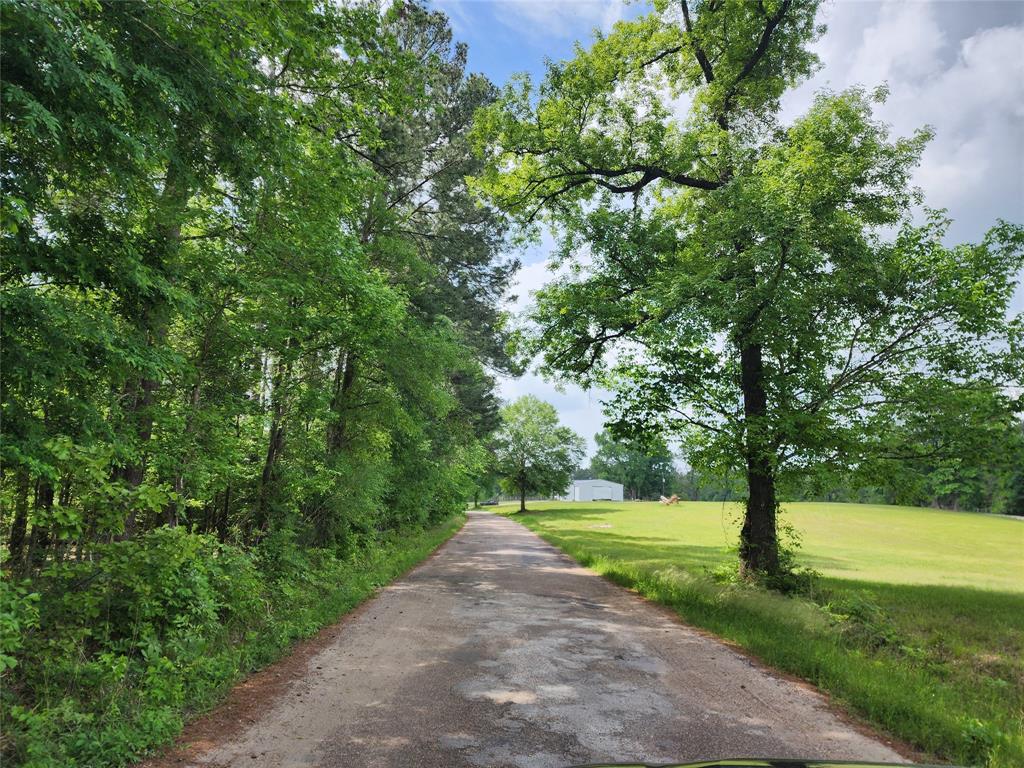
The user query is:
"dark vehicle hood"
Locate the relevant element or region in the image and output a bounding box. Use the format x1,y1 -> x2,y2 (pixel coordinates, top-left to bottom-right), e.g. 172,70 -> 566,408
573,761 -> 942,768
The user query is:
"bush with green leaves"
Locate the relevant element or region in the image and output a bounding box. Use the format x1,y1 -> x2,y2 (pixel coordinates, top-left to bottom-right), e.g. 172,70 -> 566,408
1,517 -> 463,767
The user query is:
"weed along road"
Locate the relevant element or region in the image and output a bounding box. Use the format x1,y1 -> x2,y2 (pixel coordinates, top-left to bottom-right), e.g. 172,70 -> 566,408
175,511 -> 903,768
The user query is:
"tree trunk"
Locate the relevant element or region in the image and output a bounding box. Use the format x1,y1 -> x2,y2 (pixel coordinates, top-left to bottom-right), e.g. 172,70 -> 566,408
218,483 -> 231,542
114,372 -> 160,538
326,351 -> 356,454
738,341 -> 780,575
54,475 -> 73,563
7,468 -> 30,569
27,479 -> 54,570
256,351 -> 291,532
166,299 -> 226,527
256,415 -> 285,531
519,484 -> 526,513
114,162 -> 191,537
166,474 -> 184,527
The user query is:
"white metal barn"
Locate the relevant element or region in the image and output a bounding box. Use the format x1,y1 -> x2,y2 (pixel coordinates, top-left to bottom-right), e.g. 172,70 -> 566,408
568,478 -> 624,502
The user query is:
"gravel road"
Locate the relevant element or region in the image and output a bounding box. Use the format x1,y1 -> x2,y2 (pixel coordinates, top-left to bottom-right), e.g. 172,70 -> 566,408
185,510 -> 904,768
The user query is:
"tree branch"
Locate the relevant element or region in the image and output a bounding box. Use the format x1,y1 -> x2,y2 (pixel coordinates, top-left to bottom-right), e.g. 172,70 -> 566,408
720,0 -> 792,115
680,0 -> 715,84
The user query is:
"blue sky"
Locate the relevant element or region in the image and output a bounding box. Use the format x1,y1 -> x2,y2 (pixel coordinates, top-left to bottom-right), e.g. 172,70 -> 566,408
431,0 -> 1024,456
434,0 -> 643,84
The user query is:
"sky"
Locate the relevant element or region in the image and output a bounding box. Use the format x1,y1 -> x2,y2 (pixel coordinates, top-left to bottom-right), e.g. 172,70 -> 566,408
431,0 -> 1024,457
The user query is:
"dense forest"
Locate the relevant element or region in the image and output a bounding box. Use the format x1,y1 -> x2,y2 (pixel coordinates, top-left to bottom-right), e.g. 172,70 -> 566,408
1,1 -> 513,763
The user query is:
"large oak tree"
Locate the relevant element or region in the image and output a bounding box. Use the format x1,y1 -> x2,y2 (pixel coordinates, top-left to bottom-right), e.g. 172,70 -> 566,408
472,0 -> 1024,574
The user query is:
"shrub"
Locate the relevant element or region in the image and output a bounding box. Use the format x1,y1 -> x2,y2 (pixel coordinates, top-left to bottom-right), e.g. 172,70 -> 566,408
1,516 -> 462,767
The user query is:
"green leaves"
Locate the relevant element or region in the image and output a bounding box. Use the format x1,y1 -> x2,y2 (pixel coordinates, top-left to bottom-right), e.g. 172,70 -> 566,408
0,580 -> 39,672
471,0 -> 825,224
493,396 -> 586,504
474,0 -> 1024,573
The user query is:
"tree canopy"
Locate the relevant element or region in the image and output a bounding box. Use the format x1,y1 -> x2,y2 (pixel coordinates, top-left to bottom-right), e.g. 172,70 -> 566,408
472,0 -> 1024,574
589,430 -> 675,500
493,396 -> 585,512
1,0 -> 514,564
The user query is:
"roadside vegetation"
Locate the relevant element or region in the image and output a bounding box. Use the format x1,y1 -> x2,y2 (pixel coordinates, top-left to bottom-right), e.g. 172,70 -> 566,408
1,516 -> 463,767
504,501 -> 1024,768
2,2 -> 505,765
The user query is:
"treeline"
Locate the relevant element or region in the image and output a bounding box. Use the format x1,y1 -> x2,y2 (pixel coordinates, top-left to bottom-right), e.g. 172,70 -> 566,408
1,1 -> 510,763
676,464 -> 1024,515
2,0 -> 510,566
582,430 -> 1024,514
678,419 -> 1024,514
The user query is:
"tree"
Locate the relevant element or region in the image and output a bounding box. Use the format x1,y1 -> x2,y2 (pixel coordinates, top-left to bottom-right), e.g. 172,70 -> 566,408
493,396 -> 584,512
672,467 -> 744,502
349,1 -> 518,373
590,430 -> 674,500
1008,471 -> 1024,517
1,0 -> 514,563
1,2 -> 523,761
1004,421 -> 1024,517
472,0 -> 1024,575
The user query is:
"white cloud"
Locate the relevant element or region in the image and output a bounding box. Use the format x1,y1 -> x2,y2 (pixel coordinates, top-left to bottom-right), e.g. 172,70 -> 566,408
906,25 -> 1024,225
849,1 -> 945,85
781,1 -> 1024,247
498,372 -> 608,457
490,0 -> 626,40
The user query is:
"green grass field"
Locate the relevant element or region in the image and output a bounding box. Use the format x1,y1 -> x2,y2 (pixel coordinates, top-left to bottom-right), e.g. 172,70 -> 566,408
499,501 -> 1024,768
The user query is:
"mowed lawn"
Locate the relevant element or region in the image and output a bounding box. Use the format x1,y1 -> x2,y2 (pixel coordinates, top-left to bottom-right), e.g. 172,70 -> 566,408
500,501 -> 1024,768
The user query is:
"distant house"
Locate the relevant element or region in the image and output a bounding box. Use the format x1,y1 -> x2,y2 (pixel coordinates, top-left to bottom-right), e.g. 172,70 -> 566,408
565,478 -> 624,502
